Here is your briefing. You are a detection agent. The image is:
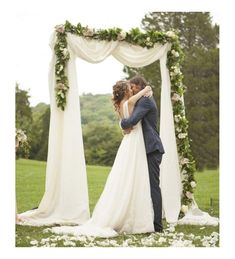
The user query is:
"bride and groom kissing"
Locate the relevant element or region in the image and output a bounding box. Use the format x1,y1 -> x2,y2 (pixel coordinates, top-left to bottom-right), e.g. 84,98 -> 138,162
52,75 -> 165,237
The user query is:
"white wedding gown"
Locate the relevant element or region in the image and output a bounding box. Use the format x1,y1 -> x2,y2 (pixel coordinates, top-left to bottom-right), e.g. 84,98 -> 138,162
51,101 -> 154,237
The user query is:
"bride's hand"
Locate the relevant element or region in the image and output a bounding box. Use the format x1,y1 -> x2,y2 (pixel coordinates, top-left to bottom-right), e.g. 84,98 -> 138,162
144,86 -> 153,97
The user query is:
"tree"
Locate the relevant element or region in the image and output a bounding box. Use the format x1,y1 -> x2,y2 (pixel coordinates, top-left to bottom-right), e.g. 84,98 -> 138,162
15,83 -> 33,135
124,12 -> 219,170
35,107 -> 50,161
15,83 -> 33,158
82,122 -> 122,166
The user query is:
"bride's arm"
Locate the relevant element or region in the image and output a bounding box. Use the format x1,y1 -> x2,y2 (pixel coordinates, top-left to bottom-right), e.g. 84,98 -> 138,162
128,86 -> 152,107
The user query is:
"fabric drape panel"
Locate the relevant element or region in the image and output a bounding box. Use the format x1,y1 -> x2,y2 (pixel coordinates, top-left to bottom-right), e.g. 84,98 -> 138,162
159,52 -> 182,223
20,32 -> 181,225
113,41 -> 170,67
67,34 -> 119,63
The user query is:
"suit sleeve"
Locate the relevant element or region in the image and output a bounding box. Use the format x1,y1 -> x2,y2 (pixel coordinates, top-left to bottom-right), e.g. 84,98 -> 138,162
121,97 -> 152,129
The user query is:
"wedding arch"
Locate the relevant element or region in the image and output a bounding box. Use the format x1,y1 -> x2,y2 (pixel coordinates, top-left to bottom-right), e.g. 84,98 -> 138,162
20,21 -> 218,226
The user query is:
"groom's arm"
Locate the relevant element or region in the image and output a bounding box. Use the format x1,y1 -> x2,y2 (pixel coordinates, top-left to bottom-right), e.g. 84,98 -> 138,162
121,97 -> 152,129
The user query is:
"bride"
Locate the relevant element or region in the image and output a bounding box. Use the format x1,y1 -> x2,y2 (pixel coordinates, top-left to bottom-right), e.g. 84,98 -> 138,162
51,80 -> 155,237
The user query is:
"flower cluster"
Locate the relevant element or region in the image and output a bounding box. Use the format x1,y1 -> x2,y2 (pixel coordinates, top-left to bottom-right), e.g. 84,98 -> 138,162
27,227 -> 219,247
15,128 -> 29,155
54,24 -> 70,111
166,35 -> 197,211
53,21 -> 197,211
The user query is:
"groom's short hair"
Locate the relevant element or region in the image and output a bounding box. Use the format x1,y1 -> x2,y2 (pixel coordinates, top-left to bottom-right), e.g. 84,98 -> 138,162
130,76 -> 147,90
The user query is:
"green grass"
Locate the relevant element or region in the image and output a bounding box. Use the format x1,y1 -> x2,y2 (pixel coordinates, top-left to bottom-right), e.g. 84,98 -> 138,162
16,159 -> 219,247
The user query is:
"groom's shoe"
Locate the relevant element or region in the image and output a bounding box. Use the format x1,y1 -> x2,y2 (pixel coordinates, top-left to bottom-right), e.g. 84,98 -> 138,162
154,223 -> 163,233
154,227 -> 163,233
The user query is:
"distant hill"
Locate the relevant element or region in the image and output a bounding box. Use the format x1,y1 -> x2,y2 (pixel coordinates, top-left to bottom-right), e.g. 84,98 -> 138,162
31,94 -> 118,126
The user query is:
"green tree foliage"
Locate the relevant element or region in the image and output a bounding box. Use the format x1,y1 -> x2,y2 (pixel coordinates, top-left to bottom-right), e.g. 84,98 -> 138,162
25,94 -> 122,165
30,106 -> 50,161
124,12 -> 219,170
83,122 -> 122,166
15,83 -> 33,135
80,94 -> 117,125
15,83 -> 33,158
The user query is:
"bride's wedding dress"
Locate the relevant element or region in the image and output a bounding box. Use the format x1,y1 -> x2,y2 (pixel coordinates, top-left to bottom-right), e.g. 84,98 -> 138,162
51,101 -> 154,237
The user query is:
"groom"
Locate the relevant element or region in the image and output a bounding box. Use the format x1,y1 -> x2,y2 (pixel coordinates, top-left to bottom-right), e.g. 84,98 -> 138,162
121,76 -> 165,232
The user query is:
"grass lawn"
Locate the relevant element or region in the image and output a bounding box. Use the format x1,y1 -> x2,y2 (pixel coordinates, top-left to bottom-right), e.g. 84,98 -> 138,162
16,159 -> 219,247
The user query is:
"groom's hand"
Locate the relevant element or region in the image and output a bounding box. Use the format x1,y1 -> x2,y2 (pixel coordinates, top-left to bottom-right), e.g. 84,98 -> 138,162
122,127 -> 133,135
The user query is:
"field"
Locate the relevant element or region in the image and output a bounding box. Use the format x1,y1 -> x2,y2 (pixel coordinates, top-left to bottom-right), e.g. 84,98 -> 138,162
16,159 -> 219,247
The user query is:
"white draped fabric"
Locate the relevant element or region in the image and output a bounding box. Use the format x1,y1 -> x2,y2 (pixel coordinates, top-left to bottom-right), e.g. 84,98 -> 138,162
19,32 -> 183,226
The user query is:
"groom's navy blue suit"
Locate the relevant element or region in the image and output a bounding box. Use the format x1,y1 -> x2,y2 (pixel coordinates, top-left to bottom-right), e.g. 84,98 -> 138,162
121,96 -> 164,231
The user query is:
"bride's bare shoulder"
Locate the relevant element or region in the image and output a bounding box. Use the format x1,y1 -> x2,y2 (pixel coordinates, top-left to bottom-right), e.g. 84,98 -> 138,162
118,100 -> 127,119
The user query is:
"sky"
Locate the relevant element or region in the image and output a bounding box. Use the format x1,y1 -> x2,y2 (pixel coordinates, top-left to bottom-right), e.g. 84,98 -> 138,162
14,0 -> 221,106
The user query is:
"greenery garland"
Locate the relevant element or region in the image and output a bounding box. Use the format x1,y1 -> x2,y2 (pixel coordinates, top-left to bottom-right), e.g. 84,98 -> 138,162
53,21 -> 196,214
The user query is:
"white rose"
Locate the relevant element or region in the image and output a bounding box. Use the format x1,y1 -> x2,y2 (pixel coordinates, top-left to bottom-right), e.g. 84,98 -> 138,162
55,24 -> 65,33
59,65 -> 63,72
171,93 -> 181,102
180,157 -> 190,165
176,127 -> 182,132
84,28 -> 94,37
174,67 -> 180,74
181,205 -> 188,214
117,31 -> 126,40
178,133 -> 187,139
146,41 -> 153,46
186,191 -> 193,199
174,51 -> 180,57
166,31 -> 176,38
171,49 -> 179,57
62,48 -> 69,57
174,115 -> 181,123
190,181 -> 197,188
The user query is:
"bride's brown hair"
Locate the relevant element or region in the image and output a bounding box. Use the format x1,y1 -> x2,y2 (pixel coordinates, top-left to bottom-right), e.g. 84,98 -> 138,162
112,80 -> 129,115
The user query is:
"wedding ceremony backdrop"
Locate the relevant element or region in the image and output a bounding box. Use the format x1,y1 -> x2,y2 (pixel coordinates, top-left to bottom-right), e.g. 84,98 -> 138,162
19,20 -> 211,226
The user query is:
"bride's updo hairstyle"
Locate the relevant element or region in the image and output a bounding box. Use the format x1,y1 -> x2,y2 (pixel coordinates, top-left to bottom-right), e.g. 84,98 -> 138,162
112,80 -> 129,114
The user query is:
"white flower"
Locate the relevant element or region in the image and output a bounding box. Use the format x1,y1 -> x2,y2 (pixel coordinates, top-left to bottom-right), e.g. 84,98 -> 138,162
171,93 -> 181,102
146,37 -> 151,42
84,28 -> 94,37
174,115 -> 181,123
146,41 -> 153,46
55,24 -> 65,33
63,240 -> 76,246
181,205 -> 189,214
166,31 -> 177,39
186,191 -> 193,199
30,240 -> 38,246
55,83 -> 67,90
178,133 -> 187,139
171,49 -> 180,57
180,157 -> 190,165
62,48 -> 69,58
174,66 -> 181,74
158,237 -> 167,243
16,129 -> 27,147
117,31 -> 126,40
166,31 -> 176,38
190,181 -> 197,188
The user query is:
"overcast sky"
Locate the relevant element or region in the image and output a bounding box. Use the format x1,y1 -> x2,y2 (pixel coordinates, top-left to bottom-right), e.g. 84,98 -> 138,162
14,0 -> 220,106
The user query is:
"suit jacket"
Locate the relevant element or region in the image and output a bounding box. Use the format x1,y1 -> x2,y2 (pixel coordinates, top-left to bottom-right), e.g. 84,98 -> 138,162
121,96 -> 165,154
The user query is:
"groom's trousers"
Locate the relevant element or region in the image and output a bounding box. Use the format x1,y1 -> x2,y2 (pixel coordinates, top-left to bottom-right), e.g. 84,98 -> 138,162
147,150 -> 163,231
